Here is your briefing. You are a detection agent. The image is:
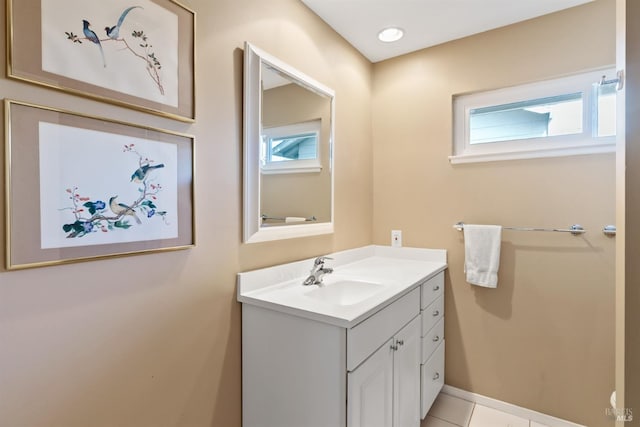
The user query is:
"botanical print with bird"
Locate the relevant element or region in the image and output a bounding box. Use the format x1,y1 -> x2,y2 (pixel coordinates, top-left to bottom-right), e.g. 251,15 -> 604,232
40,0 -> 179,106
65,6 -> 165,94
38,121 -> 179,249
61,144 -> 168,239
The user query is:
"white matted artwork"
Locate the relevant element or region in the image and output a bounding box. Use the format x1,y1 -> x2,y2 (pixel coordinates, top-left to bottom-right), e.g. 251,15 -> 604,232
41,0 -> 179,107
4,99 -> 195,270
39,122 -> 179,249
7,0 -> 195,121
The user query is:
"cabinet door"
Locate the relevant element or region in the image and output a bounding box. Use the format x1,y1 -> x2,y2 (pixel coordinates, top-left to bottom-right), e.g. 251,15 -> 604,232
393,316 -> 421,427
347,338 -> 394,427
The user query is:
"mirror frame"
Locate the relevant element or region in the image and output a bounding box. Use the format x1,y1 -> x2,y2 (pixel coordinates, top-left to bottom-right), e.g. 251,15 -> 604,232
243,42 -> 335,243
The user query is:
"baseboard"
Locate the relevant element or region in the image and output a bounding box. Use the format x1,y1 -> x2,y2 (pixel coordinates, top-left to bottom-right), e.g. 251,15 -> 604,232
441,385 -> 586,427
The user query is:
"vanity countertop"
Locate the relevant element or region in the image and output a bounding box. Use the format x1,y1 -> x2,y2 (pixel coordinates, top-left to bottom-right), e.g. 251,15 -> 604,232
237,245 -> 447,328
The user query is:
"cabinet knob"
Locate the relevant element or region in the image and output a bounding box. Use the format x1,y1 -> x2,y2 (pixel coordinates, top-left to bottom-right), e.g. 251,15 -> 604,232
396,339 -> 404,346
432,310 -> 440,317
433,285 -> 440,291
432,335 -> 440,342
390,344 -> 399,351
433,372 -> 440,381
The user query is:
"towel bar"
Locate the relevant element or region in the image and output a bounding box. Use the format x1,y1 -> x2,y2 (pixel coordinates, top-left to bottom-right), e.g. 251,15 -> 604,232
453,222 -> 586,236
261,214 -> 316,222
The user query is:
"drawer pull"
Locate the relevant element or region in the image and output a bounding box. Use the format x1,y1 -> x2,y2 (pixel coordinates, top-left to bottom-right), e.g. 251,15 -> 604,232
432,310 -> 440,317
396,339 -> 404,346
390,344 -> 399,351
433,372 -> 440,381
433,285 -> 440,291
432,335 -> 440,342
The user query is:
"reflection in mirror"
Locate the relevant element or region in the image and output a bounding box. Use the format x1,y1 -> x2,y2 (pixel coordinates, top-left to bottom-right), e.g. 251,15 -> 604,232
262,120 -> 321,171
243,42 -> 335,243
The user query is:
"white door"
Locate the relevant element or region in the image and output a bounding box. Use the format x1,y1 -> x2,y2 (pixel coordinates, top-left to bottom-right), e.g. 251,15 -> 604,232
393,316 -> 421,427
347,338 -> 394,427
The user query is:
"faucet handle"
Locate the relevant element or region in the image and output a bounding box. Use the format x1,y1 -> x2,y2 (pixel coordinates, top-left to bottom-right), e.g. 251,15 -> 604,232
314,256 -> 333,266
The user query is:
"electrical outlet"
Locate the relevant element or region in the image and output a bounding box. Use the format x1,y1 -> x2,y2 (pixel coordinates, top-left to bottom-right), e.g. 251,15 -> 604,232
391,230 -> 402,247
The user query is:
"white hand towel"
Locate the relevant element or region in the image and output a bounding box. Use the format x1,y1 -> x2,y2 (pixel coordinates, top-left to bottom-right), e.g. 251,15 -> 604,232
463,224 -> 502,288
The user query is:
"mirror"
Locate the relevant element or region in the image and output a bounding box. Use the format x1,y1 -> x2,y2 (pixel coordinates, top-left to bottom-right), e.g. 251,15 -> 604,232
243,42 -> 335,243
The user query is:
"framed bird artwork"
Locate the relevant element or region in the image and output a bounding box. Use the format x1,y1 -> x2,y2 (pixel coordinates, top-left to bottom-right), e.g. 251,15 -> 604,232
6,0 -> 196,122
4,99 -> 195,270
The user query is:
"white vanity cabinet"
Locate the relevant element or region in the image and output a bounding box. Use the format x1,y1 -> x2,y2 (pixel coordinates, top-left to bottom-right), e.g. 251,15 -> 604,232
238,245 -> 447,427
242,287 -> 423,427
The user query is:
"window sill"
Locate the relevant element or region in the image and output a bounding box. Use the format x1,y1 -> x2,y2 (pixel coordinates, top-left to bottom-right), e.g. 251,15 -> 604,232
261,165 -> 322,174
449,141 -> 615,164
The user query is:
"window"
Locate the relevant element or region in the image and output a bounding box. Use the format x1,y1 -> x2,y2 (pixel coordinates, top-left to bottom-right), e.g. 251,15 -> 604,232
261,120 -> 322,174
451,69 -> 617,164
595,80 -> 617,137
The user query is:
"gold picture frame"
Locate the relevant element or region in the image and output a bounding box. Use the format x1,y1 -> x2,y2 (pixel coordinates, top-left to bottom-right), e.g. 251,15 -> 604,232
7,0 -> 196,122
4,99 -> 195,270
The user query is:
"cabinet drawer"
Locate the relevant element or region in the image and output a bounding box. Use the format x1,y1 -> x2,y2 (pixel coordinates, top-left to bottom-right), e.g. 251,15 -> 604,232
421,340 -> 445,419
347,287 -> 420,371
421,272 -> 444,309
421,318 -> 444,364
421,296 -> 444,337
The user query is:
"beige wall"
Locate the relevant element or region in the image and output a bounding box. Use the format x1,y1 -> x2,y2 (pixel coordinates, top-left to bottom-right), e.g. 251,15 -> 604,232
0,1 -> 373,426
371,1 -> 616,426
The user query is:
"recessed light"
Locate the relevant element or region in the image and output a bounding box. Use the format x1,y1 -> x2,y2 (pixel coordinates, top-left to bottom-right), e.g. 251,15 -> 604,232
378,27 -> 404,43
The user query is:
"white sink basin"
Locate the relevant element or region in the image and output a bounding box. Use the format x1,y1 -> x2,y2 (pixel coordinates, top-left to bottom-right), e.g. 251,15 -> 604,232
238,246 -> 448,327
304,280 -> 386,306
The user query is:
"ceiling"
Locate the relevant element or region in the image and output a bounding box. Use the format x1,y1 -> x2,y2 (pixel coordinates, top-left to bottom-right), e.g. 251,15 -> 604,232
300,0 -> 594,63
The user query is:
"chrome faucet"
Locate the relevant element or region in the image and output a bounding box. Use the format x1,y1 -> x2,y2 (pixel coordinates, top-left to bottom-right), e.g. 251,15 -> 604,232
302,256 -> 334,286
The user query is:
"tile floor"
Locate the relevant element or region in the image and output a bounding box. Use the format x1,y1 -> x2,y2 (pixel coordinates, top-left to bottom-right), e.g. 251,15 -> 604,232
422,393 -> 550,427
